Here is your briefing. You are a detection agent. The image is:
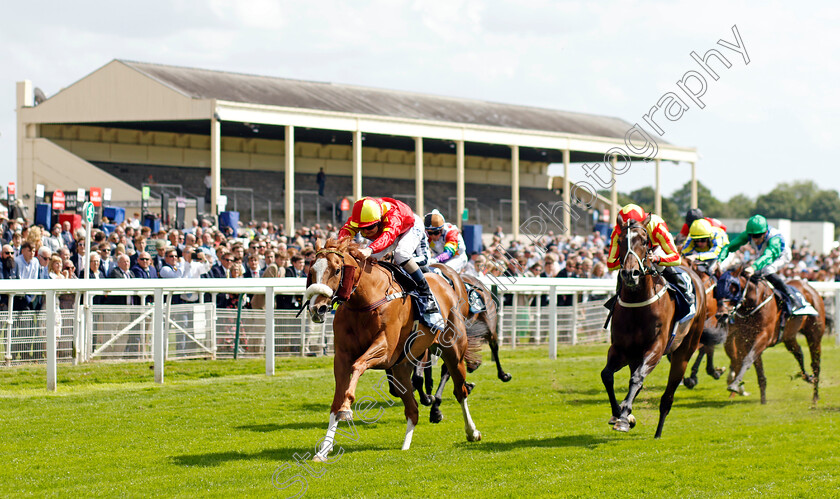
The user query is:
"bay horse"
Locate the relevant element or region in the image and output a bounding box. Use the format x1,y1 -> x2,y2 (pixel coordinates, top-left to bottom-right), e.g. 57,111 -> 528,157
682,259 -> 728,389
601,219 -> 707,438
716,266 -> 824,405
413,265 -> 511,424
304,238 -> 482,461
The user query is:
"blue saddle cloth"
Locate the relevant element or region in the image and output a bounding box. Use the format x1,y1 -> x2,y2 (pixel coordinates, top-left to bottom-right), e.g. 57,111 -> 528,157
666,280 -> 692,323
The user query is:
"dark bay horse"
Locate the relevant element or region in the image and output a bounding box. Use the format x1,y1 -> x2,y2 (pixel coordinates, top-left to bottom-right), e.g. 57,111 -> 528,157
304,238 -> 482,461
717,266 -> 825,405
601,219 -> 707,438
682,260 -> 728,389
414,265 -> 511,424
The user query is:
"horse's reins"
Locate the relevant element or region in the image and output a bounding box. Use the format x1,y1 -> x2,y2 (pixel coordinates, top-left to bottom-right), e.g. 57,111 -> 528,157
732,277 -> 774,318
617,236 -> 665,308
300,248 -> 405,316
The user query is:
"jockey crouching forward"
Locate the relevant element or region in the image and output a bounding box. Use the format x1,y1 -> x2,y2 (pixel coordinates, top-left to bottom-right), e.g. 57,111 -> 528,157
718,214 -> 818,316
607,204 -> 696,322
338,197 -> 445,332
424,210 -> 468,273
680,218 -> 729,276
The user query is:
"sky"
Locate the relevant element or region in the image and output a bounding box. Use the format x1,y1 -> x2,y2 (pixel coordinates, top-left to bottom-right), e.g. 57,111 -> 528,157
1,0 -> 838,202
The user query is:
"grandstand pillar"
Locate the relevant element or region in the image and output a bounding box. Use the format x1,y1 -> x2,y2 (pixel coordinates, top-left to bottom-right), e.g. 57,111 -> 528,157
210,109 -> 221,217
562,149 -> 571,235
511,145 -> 520,240
690,162 -> 698,209
456,140 -> 465,229
654,158 -> 662,215
610,155 -> 618,225
415,137 -> 424,215
353,130 -> 363,200
285,125 -> 295,234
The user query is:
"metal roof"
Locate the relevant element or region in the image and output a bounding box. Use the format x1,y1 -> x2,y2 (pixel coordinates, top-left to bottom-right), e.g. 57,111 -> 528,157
120,60 -> 638,140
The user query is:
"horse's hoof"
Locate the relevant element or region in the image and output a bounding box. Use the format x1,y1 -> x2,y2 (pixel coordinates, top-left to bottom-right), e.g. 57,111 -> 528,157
709,368 -> 723,380
336,410 -> 353,421
613,419 -> 630,432
467,430 -> 482,442
465,382 -> 475,395
727,383 -> 749,396
419,394 -> 433,407
607,416 -> 619,425
312,454 -> 328,463
429,409 -> 443,424
499,373 -> 512,382
683,377 -> 698,389
627,414 -> 636,429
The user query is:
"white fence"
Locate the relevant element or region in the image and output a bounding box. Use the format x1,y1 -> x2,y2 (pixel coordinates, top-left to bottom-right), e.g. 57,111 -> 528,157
2,277 -> 838,391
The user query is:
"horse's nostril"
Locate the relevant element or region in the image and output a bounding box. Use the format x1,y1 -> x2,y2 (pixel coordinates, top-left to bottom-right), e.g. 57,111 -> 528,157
316,304 -> 329,315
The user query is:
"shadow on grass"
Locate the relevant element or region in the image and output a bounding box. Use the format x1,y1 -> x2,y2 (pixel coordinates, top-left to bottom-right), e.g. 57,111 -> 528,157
171,444 -> 392,467
237,420 -> 380,432
459,433 -> 623,452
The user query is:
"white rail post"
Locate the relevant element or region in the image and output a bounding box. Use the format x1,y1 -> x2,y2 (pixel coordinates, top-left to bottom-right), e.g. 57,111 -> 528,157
72,292 -> 81,365
46,291 -> 57,391
164,292 -> 173,359
549,285 -> 557,359
300,310 -> 307,357
153,288 -> 165,384
84,292 -> 93,362
5,294 -> 14,366
535,294 -> 542,344
835,290 -> 840,345
265,286 -> 275,376
571,292 -> 579,346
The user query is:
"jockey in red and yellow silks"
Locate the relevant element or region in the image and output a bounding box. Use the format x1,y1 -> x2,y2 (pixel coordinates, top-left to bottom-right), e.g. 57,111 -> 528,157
606,203 -> 696,322
607,205 -> 681,272
338,196 -> 443,332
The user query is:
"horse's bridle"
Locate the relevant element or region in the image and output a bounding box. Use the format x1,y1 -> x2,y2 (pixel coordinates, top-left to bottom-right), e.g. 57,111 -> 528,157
300,248 -> 360,316
730,275 -> 774,319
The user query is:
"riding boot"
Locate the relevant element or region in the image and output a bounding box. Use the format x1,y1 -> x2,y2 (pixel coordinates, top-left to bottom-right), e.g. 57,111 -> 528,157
662,266 -> 696,322
407,267 -> 445,333
764,272 -> 818,316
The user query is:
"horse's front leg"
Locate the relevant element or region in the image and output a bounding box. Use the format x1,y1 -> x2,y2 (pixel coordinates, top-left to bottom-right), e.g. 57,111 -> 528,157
601,345 -> 627,425
615,349 -> 661,432
337,334 -> 390,419
727,332 -> 771,396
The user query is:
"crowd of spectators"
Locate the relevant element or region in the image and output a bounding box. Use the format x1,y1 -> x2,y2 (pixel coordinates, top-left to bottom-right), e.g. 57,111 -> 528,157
3,212 -> 839,313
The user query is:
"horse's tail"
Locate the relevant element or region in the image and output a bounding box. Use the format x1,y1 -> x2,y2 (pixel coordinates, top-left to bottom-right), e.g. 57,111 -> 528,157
463,323 -> 484,373
825,313 -> 834,335
700,322 -> 727,346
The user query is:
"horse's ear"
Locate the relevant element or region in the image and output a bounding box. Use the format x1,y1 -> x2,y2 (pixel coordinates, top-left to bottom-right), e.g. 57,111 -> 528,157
315,239 -> 323,252
642,213 -> 652,227
732,265 -> 742,277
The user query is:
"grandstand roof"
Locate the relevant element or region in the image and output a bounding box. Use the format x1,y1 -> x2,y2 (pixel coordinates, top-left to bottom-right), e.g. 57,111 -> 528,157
120,60 -> 640,141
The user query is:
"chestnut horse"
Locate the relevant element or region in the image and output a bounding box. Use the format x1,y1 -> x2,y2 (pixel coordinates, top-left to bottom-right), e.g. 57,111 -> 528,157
716,266 -> 824,405
305,238 -> 482,461
682,260 -> 728,389
414,265 -> 511,424
601,219 -> 707,438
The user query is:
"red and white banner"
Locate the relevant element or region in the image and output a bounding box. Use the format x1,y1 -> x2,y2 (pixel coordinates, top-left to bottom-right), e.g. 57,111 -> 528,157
90,187 -> 102,207
52,190 -> 66,211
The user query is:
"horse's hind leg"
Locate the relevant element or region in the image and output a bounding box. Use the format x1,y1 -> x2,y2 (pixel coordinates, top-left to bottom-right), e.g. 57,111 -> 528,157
782,335 -> 811,382
754,354 -> 768,405
655,340 -> 694,438
411,351 -> 433,406
705,344 -> 722,379
684,348 -> 704,389
390,361 -> 420,450
429,364 -> 449,424
483,310 -> 511,382
804,323 -> 823,405
601,346 -> 627,424
439,316 -> 481,442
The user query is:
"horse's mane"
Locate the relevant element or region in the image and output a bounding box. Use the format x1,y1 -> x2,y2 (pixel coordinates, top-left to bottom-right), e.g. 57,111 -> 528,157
322,237 -> 366,261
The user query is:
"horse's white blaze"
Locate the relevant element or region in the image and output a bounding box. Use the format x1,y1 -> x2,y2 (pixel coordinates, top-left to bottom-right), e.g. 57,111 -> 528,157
460,399 -> 479,438
312,258 -> 328,285
315,412 -> 339,460
401,418 -> 415,450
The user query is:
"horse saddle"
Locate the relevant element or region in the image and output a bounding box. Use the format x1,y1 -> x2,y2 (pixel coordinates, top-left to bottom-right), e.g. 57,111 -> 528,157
376,261 -> 418,293
429,266 -> 454,289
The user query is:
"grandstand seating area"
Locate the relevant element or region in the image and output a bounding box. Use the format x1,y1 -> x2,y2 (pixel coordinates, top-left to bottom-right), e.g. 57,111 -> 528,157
95,162 -> 596,233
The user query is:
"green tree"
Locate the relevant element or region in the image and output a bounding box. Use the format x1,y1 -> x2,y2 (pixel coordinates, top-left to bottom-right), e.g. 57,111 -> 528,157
669,181 -> 725,218
806,189 -> 840,225
755,181 -> 820,220
722,194 -> 754,218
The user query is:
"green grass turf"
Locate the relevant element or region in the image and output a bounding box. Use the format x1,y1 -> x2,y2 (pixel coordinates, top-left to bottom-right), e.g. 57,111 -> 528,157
2,341 -> 839,498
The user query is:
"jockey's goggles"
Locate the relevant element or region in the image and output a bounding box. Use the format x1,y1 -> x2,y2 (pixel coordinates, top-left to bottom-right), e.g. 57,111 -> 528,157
426,227 -> 442,235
